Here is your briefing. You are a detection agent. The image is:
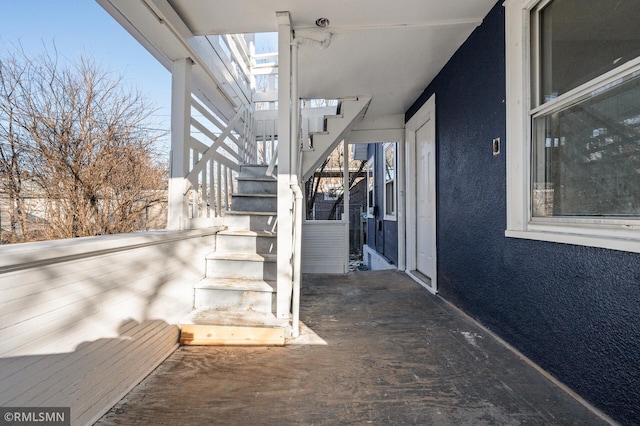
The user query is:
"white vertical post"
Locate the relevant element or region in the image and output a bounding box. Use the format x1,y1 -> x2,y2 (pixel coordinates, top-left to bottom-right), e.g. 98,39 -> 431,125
216,162 -> 222,217
276,11 -> 293,319
167,58 -> 192,231
223,165 -> 229,212
397,138 -> 406,270
202,156 -> 208,218
343,141 -> 349,220
343,140 -> 350,272
209,160 -> 215,216
291,42 -> 299,175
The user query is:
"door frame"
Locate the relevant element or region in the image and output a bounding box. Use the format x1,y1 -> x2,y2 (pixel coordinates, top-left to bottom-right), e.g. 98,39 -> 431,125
404,94 -> 437,294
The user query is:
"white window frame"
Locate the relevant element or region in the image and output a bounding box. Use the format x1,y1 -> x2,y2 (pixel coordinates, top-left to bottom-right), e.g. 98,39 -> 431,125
367,154 -> 375,218
383,143 -> 397,221
505,0 -> 640,254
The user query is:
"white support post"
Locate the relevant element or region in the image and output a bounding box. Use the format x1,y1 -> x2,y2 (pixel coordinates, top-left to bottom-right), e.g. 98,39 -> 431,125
343,141 -> 349,221
343,140 -> 350,272
276,11 -> 293,319
397,137 -> 406,270
167,58 -> 192,231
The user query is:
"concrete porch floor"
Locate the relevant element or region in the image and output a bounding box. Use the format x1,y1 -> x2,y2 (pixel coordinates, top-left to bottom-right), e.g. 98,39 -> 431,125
96,270 -> 612,425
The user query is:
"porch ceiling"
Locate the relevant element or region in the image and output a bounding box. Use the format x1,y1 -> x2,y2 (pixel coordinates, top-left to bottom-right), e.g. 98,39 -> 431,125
100,0 -> 497,119
169,0 -> 496,118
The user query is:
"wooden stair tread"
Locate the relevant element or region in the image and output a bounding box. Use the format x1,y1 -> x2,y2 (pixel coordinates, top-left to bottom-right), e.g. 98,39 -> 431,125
180,310 -> 287,346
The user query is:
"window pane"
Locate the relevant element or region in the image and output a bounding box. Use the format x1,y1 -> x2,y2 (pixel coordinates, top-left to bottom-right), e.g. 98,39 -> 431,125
384,145 -> 395,182
385,181 -> 395,215
367,158 -> 375,215
532,72 -> 640,217
539,0 -> 640,104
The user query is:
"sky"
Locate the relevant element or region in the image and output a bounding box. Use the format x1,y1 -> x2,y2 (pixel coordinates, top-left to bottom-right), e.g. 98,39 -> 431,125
0,0 -> 173,153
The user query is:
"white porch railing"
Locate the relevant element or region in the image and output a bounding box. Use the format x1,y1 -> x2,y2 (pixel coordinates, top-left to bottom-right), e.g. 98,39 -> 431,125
201,34 -> 254,105
253,50 -> 279,175
177,33 -> 283,225
184,96 -> 242,221
255,109 -> 279,175
170,31 -> 281,226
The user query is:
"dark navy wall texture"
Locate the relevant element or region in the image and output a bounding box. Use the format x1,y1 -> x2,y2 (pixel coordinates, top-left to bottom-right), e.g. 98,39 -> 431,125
406,1 -> 640,424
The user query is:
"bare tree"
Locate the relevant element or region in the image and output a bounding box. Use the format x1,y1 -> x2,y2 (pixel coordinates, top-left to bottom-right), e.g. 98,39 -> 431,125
0,51 -> 38,241
0,46 -> 167,243
304,143 -> 366,220
326,159 -> 366,220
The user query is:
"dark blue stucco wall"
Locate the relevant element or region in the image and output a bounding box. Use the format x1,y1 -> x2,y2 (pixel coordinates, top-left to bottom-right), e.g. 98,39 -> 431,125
406,1 -> 640,424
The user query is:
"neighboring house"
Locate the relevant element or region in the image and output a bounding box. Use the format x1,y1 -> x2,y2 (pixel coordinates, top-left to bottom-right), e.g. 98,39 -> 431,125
364,142 -> 399,270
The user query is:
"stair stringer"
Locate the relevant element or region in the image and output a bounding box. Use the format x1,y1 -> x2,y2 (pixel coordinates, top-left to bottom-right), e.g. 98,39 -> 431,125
301,96 -> 372,181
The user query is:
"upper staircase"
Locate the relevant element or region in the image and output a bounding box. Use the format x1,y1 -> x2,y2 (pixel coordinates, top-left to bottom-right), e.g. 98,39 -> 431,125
301,96 -> 371,181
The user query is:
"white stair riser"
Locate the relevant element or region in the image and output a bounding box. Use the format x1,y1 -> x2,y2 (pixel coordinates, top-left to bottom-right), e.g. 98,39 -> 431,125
217,234 -> 277,254
237,179 -> 277,195
224,214 -> 277,232
239,165 -> 277,178
232,195 -> 277,212
206,258 -> 277,281
194,288 -> 275,312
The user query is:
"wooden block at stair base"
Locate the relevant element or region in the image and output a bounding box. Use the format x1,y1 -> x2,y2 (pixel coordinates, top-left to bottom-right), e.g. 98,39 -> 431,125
180,323 -> 285,346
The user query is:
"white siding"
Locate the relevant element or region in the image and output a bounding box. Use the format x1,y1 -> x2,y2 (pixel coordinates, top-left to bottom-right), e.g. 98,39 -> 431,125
0,230 -> 218,425
301,221 -> 348,273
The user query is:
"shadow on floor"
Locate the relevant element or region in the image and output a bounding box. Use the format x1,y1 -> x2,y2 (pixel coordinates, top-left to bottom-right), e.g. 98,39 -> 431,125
97,270 -> 610,425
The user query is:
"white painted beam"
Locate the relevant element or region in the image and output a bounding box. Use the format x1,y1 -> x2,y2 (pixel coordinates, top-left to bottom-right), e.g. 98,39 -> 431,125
347,129 -> 405,144
276,11 -> 294,320
347,114 -> 405,143
167,58 -> 192,231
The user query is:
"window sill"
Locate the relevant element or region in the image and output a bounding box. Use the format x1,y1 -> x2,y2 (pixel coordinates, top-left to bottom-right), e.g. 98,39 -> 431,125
505,225 -> 640,254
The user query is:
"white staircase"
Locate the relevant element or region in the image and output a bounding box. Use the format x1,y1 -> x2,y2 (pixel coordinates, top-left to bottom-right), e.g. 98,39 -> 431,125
179,97 -> 370,346
180,165 -> 287,346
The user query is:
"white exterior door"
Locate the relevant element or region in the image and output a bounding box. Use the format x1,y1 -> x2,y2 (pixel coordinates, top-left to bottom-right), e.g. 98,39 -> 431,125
416,121 -> 436,280
405,93 -> 436,293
